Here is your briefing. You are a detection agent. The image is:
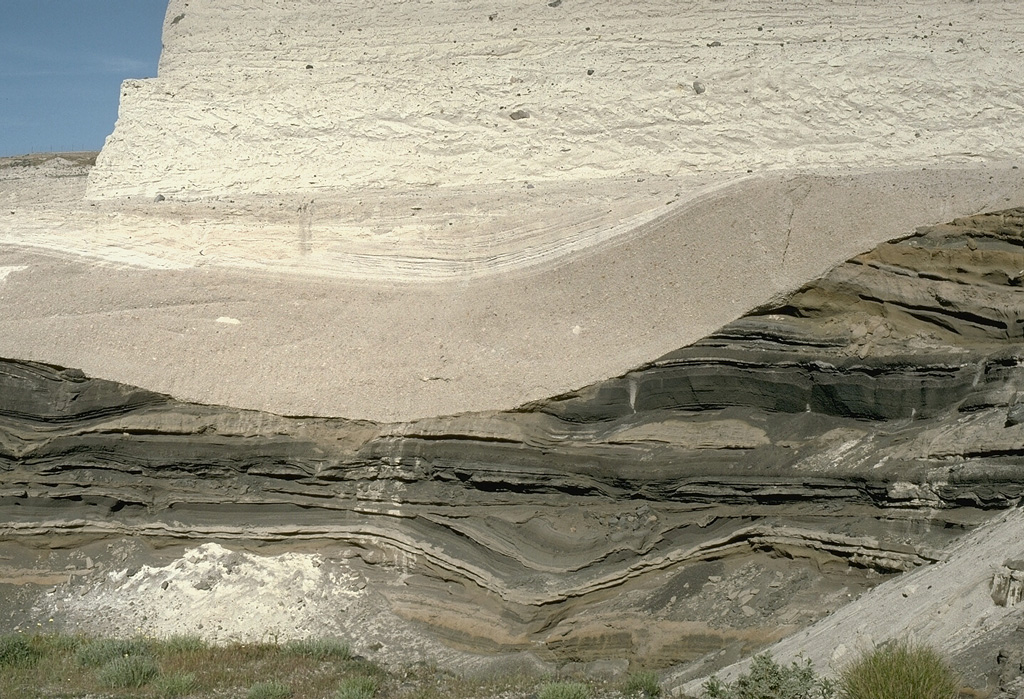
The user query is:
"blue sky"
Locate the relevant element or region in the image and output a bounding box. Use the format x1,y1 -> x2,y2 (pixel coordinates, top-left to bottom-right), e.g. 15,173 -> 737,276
0,1 -> 167,157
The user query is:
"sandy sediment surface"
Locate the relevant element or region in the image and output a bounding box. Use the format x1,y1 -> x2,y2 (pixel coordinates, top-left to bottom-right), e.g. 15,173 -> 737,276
1,162 -> 1021,421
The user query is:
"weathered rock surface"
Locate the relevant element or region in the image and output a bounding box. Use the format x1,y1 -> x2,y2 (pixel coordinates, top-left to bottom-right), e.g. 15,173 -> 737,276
3,209 -> 1024,679
676,508 -> 1024,697
87,0 -> 1024,199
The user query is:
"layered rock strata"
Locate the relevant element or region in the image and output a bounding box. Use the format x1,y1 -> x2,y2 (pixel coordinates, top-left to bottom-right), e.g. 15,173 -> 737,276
676,508 -> 1024,696
16,0 -> 1022,426
4,160 -> 1023,422
3,209 -> 1024,667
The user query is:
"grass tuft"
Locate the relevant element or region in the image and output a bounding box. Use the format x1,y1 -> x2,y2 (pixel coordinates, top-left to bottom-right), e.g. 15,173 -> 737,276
538,680 -> 593,699
248,679 -> 293,699
97,654 -> 160,688
335,675 -> 380,699
838,641 -> 960,699
282,637 -> 352,661
33,633 -> 83,655
162,634 -> 209,653
623,670 -> 662,697
0,635 -> 35,668
76,637 -> 151,667
154,671 -> 199,698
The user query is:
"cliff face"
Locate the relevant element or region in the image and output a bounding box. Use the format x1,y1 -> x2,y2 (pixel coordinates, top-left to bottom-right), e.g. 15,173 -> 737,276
3,209 -> 1023,667
36,0 -> 1023,427
86,0 -> 1023,199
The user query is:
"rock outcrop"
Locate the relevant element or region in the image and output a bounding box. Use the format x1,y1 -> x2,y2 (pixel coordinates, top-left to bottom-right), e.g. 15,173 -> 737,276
86,0 -> 1024,200
4,0 -> 1024,688
8,0 -> 1024,423
3,209 -> 1024,673
5,159 -> 1024,422
677,508 -> 1024,696
992,560 -> 1024,608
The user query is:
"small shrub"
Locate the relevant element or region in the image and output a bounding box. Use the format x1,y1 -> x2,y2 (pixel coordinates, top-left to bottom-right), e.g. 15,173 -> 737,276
838,641 -> 959,699
624,670 -> 662,697
282,637 -> 352,661
538,680 -> 593,699
97,654 -> 159,688
335,675 -> 380,699
0,634 -> 35,667
154,671 -> 198,698
248,680 -> 293,699
704,653 -> 834,699
76,637 -> 150,667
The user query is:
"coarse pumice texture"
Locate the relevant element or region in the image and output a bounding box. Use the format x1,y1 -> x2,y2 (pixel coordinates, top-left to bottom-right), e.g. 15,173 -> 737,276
60,543 -> 368,644
88,0 -> 1022,199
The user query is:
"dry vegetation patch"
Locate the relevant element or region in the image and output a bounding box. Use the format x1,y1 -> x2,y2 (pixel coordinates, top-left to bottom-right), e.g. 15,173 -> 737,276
0,632 -> 644,699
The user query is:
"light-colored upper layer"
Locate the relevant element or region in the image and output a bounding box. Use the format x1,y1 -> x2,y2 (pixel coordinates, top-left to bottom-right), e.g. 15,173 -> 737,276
2,165 -> 1023,421
2,0 -> 1023,421
87,0 -> 1023,200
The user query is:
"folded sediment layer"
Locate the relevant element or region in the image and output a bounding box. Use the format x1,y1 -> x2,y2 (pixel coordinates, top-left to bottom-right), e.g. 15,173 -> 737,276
4,209 -> 1024,664
2,166 -> 1022,421
7,0 -> 1024,420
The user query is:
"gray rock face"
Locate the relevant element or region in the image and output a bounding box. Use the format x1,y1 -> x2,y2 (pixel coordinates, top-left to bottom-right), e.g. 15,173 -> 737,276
2,208 -> 1024,668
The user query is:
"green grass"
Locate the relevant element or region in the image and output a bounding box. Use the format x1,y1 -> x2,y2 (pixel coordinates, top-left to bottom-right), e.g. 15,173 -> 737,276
75,637 -> 151,667
623,670 -> 661,697
153,671 -> 198,698
3,632 -> 956,699
538,680 -> 593,699
162,634 -> 208,653
248,679 -> 293,698
98,655 -> 160,688
838,641 -> 960,699
282,637 -> 352,661
0,635 -> 36,668
0,632 -> 546,699
334,675 -> 380,699
35,633 -> 83,654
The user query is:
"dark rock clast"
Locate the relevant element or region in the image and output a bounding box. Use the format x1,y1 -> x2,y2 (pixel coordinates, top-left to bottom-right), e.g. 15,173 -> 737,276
2,208 -> 1024,668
